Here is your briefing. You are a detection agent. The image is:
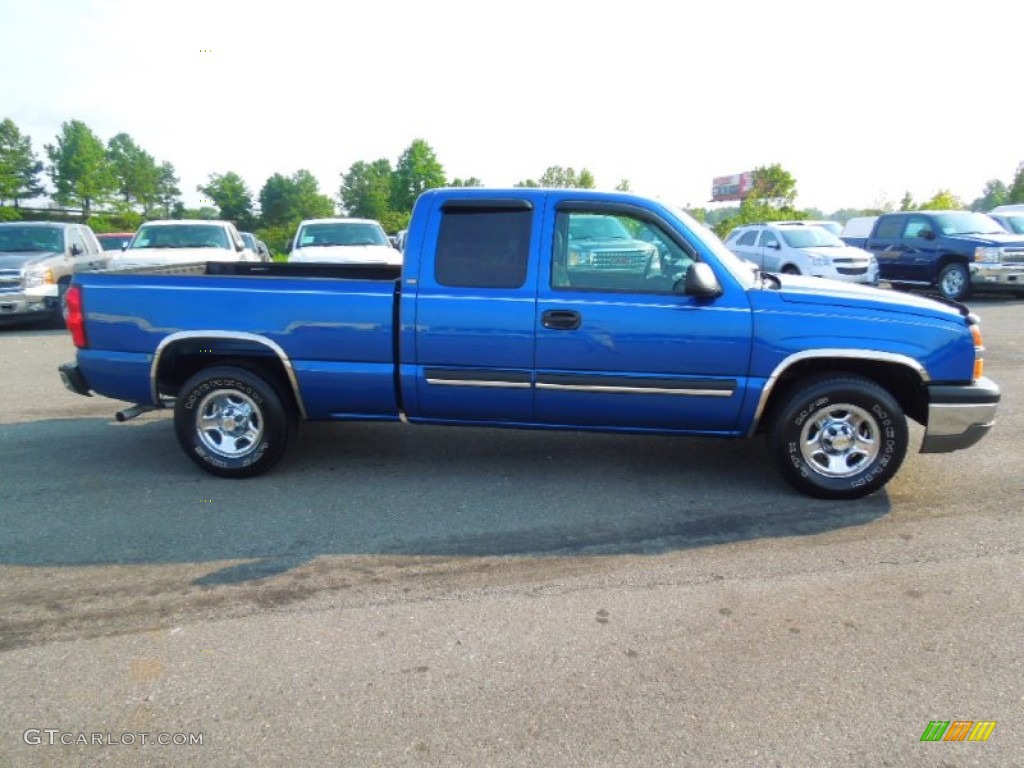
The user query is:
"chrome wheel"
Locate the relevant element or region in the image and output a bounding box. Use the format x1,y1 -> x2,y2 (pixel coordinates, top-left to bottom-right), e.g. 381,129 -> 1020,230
195,389 -> 264,458
938,263 -> 969,301
799,402 -> 880,478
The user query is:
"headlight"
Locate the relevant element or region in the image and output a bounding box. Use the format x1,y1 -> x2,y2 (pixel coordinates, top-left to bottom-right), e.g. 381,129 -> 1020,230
974,246 -> 1000,263
22,266 -> 55,288
568,248 -> 589,266
808,254 -> 827,267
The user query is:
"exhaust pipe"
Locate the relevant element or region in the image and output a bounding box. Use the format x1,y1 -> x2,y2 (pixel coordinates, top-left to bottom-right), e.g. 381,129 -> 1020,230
115,403 -> 158,422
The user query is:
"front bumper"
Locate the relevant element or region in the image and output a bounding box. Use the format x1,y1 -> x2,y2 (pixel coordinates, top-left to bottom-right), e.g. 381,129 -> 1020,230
59,362 -> 92,397
970,263 -> 1024,290
0,289 -> 56,321
920,376 -> 1000,453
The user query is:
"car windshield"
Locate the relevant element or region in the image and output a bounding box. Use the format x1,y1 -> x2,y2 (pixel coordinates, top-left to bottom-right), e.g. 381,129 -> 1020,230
667,205 -> 757,289
98,234 -> 133,251
994,215 -> 1024,235
933,212 -> 1006,236
297,222 -> 388,247
0,225 -> 64,252
130,225 -> 230,249
778,227 -> 844,248
568,215 -> 632,240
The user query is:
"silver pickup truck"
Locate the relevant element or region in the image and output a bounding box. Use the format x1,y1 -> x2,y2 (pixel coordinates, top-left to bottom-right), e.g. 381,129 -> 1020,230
0,221 -> 108,326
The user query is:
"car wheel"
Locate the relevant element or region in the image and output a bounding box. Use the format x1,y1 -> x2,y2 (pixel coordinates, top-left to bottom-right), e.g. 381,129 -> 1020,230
174,366 -> 293,478
770,374 -> 908,499
47,279 -> 71,329
937,262 -> 971,302
781,265 -> 801,275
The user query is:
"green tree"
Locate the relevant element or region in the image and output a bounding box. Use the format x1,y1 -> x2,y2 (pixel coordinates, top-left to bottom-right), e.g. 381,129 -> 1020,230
155,162 -> 181,218
0,118 -> 44,207
712,164 -> 803,238
747,163 -> 797,208
106,132 -> 160,215
970,179 -> 1008,211
392,139 -> 446,212
615,179 -> 631,192
197,171 -> 254,228
918,189 -> 964,210
514,178 -> 541,188
45,120 -> 116,219
260,170 -> 334,227
1009,162 -> 1024,204
449,177 -> 484,187
899,191 -> 916,211
339,159 -> 394,219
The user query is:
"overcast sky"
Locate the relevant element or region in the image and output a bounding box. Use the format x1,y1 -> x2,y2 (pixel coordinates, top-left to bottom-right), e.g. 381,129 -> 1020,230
2,0 -> 1020,214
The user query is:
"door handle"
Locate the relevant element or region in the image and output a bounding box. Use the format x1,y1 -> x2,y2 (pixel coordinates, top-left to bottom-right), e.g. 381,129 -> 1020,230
542,310 -> 582,331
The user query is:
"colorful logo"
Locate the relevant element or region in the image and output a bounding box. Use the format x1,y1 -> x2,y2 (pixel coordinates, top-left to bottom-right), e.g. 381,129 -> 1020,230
920,721 -> 996,742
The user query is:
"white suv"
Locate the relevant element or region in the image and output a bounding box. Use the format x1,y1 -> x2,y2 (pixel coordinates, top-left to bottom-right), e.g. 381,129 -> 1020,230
725,222 -> 878,284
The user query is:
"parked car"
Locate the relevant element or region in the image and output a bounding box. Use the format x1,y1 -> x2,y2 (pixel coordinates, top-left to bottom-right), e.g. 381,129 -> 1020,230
288,218 -> 401,265
96,232 -> 135,252
108,220 -> 257,270
240,231 -> 271,262
987,211 -> 1024,235
860,211 -> 1024,300
59,187 -> 999,500
724,222 -> 878,284
0,221 -> 107,326
990,204 -> 1024,214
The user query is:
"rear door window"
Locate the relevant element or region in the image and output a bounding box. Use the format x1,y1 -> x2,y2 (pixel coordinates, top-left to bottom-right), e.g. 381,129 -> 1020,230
435,208 -> 532,288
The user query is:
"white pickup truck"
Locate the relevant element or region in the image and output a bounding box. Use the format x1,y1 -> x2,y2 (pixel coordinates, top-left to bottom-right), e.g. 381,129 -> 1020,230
108,220 -> 259,269
288,218 -> 402,265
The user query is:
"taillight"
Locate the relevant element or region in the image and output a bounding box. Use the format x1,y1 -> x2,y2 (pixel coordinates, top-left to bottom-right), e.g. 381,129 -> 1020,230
65,284 -> 87,348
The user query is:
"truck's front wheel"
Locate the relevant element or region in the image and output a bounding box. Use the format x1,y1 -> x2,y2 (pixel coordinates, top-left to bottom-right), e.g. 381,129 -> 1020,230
174,366 -> 292,478
937,262 -> 971,302
769,375 -> 908,499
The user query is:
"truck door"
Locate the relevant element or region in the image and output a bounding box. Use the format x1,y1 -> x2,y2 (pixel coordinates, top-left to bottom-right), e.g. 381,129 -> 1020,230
535,202 -> 751,433
898,215 -> 940,283
405,198 -> 540,423
868,215 -> 915,283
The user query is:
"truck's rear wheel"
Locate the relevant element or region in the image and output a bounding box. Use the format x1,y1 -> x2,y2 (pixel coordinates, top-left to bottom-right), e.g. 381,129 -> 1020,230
174,366 -> 292,478
769,374 -> 908,499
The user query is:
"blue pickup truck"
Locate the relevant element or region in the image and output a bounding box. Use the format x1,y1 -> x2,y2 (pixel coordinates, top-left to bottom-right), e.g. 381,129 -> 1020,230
58,188 -> 1000,499
842,210 -> 1024,301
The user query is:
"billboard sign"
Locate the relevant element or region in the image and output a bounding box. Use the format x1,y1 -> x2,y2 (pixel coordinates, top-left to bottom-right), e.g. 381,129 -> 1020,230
711,172 -> 755,202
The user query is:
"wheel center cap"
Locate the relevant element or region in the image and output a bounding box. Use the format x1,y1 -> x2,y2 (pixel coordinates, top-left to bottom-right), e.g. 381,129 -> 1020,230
823,423 -> 854,453
219,407 -> 248,434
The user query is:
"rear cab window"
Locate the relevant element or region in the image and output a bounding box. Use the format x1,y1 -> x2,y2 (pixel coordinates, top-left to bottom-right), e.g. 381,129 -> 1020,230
434,207 -> 532,288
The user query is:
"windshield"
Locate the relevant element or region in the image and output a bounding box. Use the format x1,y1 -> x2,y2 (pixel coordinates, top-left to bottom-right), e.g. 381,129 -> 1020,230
667,206 -> 757,289
0,225 -> 64,252
779,227 -> 844,248
130,224 -> 231,249
297,222 -> 388,247
994,215 -> 1024,235
98,234 -> 133,251
932,212 -> 1006,236
568,215 -> 632,240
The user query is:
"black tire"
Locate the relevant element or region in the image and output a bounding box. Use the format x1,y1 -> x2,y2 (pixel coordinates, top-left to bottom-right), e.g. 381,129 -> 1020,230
781,265 -> 801,275
45,280 -> 71,329
769,374 -> 908,500
937,262 -> 971,302
174,366 -> 293,478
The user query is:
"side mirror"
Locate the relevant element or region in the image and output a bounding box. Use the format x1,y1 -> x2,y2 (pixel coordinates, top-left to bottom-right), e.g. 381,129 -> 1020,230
70,244 -> 83,257
121,242 -> 129,251
678,262 -> 722,298
769,242 -> 781,250
919,229 -> 936,241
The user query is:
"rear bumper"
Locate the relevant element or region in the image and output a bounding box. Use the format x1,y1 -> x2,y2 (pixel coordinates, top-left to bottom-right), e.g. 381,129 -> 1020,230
59,362 -> 92,397
920,377 -> 999,453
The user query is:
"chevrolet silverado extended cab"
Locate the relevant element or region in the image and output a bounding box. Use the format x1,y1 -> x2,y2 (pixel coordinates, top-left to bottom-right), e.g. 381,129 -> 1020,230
58,188 -> 1000,499
850,210 -> 1024,301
